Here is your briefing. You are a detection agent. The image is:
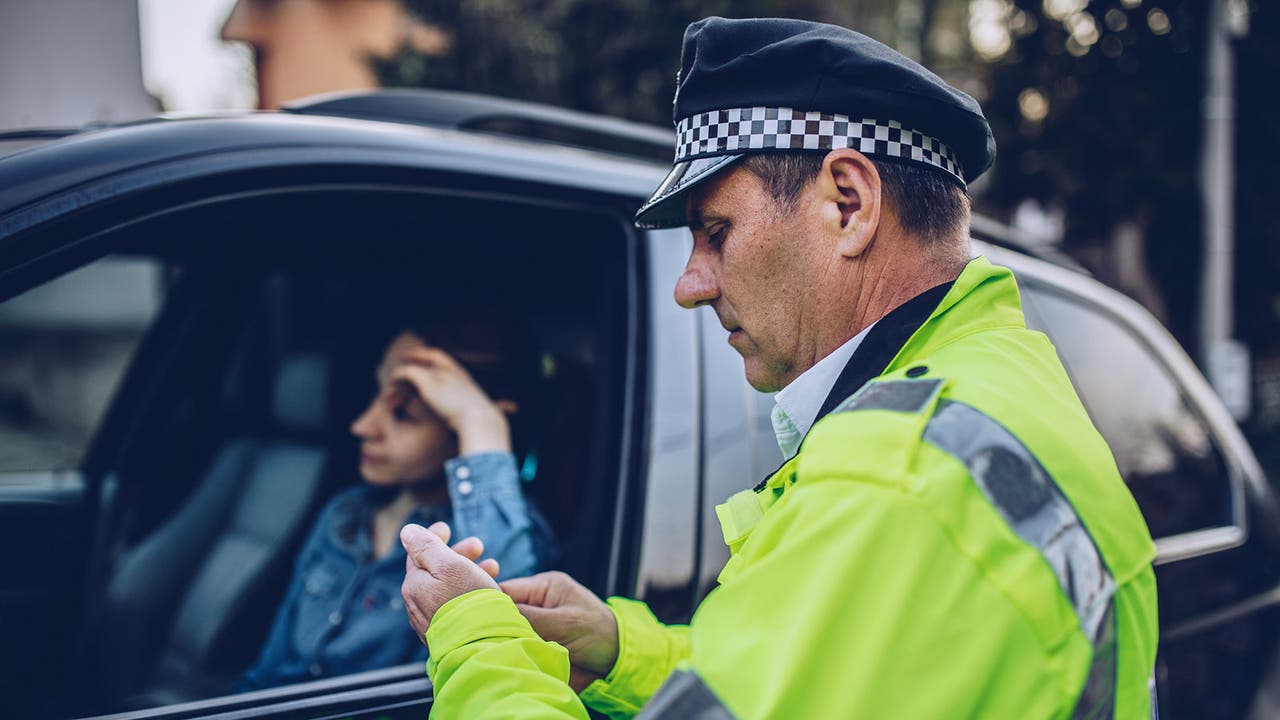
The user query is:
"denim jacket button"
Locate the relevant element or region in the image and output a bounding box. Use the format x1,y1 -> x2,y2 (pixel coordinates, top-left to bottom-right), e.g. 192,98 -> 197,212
458,480 -> 474,496
328,611 -> 343,626
455,465 -> 472,480
309,662 -> 323,677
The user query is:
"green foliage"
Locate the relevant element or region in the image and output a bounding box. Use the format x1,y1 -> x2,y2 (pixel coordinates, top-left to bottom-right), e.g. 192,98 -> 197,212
374,0 -> 1278,356
379,1 -> 906,125
983,0 -> 1278,355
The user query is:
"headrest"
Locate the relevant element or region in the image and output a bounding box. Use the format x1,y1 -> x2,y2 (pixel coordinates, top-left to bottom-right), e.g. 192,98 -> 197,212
271,351 -> 330,434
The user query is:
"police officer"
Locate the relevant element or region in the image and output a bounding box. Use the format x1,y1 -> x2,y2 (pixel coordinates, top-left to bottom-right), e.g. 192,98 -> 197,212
398,16 -> 1159,719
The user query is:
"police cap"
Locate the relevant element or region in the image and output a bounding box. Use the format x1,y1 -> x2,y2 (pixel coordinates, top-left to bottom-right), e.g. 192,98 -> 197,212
635,16 -> 996,229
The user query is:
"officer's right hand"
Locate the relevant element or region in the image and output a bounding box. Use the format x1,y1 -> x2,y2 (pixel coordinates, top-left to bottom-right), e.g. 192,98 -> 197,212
500,571 -> 618,692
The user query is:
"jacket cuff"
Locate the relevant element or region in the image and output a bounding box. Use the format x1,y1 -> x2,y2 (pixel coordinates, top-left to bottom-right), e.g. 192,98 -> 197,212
425,588 -> 540,668
445,452 -> 520,504
580,597 -> 678,716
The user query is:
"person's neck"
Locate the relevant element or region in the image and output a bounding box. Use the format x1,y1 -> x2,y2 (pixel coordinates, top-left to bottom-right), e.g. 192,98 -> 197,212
407,480 -> 450,508
789,236 -> 965,386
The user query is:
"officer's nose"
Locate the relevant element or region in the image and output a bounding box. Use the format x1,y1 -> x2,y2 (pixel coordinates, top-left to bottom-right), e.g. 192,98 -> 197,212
674,245 -> 720,309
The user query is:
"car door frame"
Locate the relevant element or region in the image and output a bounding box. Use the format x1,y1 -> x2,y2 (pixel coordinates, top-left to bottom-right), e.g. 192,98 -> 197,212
0,120 -> 662,719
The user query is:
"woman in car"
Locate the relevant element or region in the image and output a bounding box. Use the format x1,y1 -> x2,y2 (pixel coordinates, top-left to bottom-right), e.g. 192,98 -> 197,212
237,319 -> 555,689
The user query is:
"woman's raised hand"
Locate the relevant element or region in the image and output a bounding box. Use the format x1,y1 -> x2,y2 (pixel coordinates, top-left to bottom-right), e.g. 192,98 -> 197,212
389,347 -> 512,455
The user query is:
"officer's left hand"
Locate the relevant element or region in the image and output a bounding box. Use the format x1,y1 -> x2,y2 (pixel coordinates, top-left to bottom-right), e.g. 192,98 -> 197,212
401,521 -> 500,643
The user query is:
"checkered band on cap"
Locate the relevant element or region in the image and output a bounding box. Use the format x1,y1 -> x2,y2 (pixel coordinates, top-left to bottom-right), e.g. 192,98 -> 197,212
675,107 -> 964,184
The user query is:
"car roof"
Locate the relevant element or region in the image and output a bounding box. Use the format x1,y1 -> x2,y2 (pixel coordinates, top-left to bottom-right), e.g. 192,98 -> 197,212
0,109 -> 669,225
0,89 -> 1083,272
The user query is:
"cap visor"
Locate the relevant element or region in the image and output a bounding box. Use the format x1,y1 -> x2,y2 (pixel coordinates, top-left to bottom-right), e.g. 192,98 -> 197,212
634,154 -> 744,229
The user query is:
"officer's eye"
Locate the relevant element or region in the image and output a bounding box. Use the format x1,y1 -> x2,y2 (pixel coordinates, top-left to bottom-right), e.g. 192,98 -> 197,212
707,226 -> 728,248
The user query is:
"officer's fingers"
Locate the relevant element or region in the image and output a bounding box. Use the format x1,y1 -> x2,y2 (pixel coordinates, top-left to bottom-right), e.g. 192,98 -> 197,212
427,521 -> 451,545
401,569 -> 433,644
450,536 -> 484,562
499,573 -> 554,607
512,602 -> 560,635
477,558 -> 500,579
400,523 -> 450,571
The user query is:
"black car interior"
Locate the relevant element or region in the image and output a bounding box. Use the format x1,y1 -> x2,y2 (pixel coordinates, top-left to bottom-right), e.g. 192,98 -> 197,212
59,188 -> 637,715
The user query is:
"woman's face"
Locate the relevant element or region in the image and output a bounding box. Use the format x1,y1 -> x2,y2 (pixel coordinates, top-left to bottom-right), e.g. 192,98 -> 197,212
350,332 -> 457,487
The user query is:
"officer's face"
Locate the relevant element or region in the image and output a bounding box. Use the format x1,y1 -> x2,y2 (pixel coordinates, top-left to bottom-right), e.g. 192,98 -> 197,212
676,166 -> 832,392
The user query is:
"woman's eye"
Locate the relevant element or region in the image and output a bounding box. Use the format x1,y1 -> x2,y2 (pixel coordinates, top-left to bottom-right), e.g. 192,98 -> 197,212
392,404 -> 412,422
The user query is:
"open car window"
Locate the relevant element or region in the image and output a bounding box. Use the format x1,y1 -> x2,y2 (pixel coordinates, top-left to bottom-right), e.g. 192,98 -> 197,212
8,185 -> 639,719
0,257 -> 164,475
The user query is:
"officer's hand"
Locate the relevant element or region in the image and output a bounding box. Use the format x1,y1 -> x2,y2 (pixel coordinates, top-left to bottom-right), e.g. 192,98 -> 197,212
500,571 -> 618,692
401,522 -> 500,644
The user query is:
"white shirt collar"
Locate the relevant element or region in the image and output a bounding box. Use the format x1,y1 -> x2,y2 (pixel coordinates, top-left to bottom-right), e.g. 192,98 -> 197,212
770,322 -> 877,459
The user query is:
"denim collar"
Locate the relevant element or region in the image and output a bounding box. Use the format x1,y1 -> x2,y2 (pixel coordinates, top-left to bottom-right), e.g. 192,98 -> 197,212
329,484 -> 450,561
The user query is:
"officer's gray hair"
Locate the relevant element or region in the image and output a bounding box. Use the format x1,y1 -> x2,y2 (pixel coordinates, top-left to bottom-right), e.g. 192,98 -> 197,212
740,153 -> 971,248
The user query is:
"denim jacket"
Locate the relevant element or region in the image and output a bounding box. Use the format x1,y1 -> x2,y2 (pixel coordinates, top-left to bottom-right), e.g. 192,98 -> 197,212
237,451 -> 555,690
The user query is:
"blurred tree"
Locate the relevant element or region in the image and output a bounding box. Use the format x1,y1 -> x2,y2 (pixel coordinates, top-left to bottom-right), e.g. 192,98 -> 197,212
373,0 -> 1279,390
979,0 -> 1279,370
980,0 -> 1207,342
376,1 -> 964,125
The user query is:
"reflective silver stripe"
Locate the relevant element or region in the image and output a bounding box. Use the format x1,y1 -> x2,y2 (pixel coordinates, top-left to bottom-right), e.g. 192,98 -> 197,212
1071,604 -> 1118,720
921,399 -> 1117,719
635,670 -> 736,720
1149,673 -> 1160,720
832,378 -> 945,415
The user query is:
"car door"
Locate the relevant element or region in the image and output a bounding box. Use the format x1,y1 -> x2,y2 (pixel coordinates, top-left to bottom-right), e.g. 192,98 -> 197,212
0,115 -> 656,719
0,257 -> 159,718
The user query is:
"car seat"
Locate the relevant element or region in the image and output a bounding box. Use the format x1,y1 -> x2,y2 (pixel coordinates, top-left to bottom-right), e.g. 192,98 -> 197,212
92,351 -> 334,708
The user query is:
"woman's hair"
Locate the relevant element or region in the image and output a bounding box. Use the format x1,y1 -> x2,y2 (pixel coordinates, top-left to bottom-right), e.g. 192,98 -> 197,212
399,311 -> 540,410
369,303 -> 544,463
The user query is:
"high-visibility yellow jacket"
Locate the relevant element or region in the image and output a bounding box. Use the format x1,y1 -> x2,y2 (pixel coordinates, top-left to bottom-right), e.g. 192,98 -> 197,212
423,257 -> 1159,719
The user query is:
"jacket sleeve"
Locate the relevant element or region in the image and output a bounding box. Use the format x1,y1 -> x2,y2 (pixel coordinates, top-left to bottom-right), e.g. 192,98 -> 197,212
445,451 -> 554,580
423,590 -> 690,719
426,588 -> 589,719
578,599 -> 691,718
687,448 -> 1076,719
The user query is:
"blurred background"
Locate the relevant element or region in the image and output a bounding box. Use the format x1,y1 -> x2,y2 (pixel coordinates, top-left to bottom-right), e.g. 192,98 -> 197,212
0,0 -> 1276,472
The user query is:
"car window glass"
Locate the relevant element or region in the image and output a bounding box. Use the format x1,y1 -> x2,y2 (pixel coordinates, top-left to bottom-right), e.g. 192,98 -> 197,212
0,256 -> 163,474
1025,286 -> 1232,539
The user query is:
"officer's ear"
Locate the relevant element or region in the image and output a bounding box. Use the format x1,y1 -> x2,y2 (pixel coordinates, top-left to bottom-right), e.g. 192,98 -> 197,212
819,149 -> 882,259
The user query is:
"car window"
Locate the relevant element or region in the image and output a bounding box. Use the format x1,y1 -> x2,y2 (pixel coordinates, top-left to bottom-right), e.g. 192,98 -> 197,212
0,256 -> 163,474
1024,286 -> 1233,540
29,187 -> 636,717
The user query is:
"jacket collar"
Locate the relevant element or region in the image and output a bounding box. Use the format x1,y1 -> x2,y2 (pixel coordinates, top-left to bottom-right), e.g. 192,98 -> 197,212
754,256 -> 1022,490
812,281 -> 954,423
815,256 -> 1024,423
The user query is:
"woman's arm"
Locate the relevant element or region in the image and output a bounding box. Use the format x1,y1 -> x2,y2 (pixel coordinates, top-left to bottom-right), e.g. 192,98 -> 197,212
389,347 -> 555,578
445,451 -> 547,580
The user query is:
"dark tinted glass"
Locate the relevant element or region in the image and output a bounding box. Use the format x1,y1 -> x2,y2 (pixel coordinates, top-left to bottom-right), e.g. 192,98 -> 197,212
1026,287 -> 1232,539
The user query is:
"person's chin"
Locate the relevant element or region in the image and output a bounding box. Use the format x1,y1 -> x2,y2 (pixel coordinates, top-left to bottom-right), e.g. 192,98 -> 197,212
742,360 -> 784,393
358,464 -> 397,486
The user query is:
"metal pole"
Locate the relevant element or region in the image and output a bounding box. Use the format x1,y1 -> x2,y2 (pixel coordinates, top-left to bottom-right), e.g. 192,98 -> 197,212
1200,0 -> 1250,420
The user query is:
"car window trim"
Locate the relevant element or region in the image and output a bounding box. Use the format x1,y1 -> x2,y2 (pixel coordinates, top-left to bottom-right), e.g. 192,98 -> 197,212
1019,279 -> 1249,563
72,663 -> 431,720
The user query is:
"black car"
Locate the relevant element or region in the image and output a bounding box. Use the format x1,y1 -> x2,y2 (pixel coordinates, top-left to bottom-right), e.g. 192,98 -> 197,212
0,90 -> 1276,720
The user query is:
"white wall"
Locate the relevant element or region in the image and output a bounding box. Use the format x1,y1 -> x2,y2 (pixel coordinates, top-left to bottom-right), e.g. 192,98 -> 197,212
0,0 -> 157,128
